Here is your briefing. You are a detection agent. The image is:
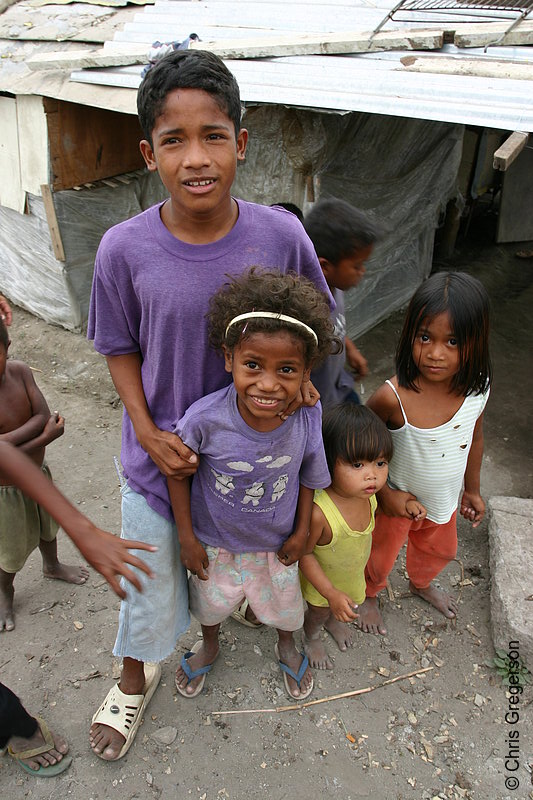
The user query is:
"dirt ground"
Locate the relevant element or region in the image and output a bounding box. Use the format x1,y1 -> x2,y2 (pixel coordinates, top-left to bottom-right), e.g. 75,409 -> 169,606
1,215 -> 532,800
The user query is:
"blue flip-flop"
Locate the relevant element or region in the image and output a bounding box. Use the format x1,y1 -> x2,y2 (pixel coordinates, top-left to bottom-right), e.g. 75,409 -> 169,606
176,640 -> 218,698
274,644 -> 314,700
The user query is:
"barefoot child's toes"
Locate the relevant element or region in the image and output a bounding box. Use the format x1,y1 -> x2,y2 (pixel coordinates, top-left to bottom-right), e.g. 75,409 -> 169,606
303,635 -> 333,670
0,577 -> 15,631
324,616 -> 354,651
355,597 -> 387,635
43,562 -> 89,584
409,581 -> 458,618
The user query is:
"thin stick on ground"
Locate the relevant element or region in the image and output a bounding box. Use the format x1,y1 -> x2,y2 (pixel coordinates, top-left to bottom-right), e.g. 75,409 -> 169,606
210,666 -> 433,716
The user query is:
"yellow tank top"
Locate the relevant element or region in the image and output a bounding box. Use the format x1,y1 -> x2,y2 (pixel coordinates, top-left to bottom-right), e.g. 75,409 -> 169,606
299,489 -> 376,607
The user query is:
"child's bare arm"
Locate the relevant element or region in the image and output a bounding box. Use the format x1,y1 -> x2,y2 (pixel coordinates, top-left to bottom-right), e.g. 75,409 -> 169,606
167,474 -> 209,579
0,415 -> 47,446
19,412 -> 65,452
376,482 -> 420,518
277,484 -> 314,565
345,337 -> 368,377
0,364 -> 48,445
106,353 -> 198,478
0,441 -> 156,598
299,505 -> 358,622
460,413 -> 485,527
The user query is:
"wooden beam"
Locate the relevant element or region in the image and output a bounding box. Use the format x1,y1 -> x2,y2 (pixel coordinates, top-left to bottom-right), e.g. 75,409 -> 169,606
26,28 -> 445,71
26,47 -> 147,72
493,131 -> 529,171
454,19 -> 533,48
189,28 -> 445,58
40,184 -> 66,262
399,55 -> 533,81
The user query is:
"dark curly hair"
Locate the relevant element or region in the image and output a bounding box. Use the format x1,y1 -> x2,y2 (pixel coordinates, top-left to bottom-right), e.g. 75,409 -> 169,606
208,268 -> 341,368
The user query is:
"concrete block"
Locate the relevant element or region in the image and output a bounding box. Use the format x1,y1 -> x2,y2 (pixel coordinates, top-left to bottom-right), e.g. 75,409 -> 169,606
488,496 -> 533,670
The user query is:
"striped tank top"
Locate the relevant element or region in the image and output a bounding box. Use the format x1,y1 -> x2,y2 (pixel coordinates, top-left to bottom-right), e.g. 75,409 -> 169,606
386,380 -> 490,524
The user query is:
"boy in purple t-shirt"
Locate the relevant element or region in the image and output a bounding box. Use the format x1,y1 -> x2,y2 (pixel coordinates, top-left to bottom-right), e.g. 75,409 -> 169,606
88,50 -> 331,760
169,270 -> 338,700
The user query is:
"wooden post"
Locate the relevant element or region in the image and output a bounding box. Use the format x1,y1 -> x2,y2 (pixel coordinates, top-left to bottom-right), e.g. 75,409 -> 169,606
493,132 -> 529,172
40,184 -> 66,262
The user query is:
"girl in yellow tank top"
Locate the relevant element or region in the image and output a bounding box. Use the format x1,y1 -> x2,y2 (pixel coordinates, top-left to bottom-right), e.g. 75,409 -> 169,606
299,403 -> 392,670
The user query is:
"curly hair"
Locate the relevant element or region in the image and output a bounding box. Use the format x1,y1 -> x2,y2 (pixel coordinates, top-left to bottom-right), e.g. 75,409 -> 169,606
207,268 -> 341,368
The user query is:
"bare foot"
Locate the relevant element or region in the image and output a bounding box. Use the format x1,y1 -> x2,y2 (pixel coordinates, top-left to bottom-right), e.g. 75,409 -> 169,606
325,616 -> 354,651
175,640 -> 219,696
43,562 -> 89,584
410,581 -> 458,618
89,672 -> 144,760
355,597 -> 387,635
9,723 -> 69,771
0,582 -> 15,631
303,634 -> 333,670
276,639 -> 313,697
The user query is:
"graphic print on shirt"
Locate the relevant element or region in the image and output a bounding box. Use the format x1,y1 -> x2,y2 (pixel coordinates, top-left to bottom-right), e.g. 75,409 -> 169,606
211,469 -> 235,495
242,481 -> 265,506
271,474 -> 289,502
208,455 -> 293,511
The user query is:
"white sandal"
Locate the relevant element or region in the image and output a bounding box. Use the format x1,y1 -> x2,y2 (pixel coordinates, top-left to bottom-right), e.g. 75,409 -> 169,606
231,598 -> 263,628
90,662 -> 161,761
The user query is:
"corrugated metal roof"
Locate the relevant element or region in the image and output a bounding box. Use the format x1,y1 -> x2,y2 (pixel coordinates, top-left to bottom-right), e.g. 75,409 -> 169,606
37,0 -> 533,131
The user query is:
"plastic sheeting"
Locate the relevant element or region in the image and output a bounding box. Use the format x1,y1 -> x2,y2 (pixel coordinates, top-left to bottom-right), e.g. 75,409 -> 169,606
233,106 -> 464,337
0,170 -> 167,330
0,105 -> 462,333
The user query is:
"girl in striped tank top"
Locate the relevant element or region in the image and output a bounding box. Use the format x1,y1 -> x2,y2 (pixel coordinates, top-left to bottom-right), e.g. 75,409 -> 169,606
358,272 -> 491,635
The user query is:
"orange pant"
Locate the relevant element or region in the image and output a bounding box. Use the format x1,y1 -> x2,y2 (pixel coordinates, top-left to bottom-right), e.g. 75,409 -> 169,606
365,511 -> 457,596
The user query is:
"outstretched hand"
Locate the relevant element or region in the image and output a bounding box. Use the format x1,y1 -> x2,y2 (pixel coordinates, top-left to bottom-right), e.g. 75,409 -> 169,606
77,528 -> 157,599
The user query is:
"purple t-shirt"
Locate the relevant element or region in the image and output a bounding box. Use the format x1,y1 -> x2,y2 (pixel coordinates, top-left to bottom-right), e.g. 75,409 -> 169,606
88,199 -> 332,521
175,384 -> 331,552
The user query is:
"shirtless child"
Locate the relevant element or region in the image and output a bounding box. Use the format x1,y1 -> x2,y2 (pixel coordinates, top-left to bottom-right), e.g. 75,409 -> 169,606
0,319 -> 88,631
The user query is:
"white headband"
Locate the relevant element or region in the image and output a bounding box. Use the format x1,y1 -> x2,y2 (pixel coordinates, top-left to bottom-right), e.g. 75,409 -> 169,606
225,312 -> 319,346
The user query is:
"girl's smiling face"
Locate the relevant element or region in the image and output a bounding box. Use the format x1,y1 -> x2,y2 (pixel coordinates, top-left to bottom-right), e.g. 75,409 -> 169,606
412,311 -> 460,386
224,331 -> 310,432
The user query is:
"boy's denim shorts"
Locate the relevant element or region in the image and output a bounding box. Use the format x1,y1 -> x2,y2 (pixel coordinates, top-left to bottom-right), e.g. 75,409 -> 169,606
113,483 -> 190,663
